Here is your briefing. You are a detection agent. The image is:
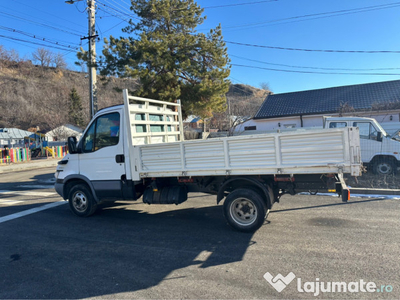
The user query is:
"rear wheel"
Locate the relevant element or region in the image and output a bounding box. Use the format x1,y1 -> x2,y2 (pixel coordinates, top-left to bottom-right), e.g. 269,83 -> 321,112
373,159 -> 397,175
68,184 -> 97,217
223,188 -> 267,232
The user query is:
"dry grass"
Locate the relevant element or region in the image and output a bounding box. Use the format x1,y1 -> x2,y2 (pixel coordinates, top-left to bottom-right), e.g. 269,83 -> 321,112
346,172 -> 400,190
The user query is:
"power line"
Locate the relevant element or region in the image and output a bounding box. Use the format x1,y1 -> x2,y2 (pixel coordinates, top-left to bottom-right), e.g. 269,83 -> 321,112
216,2 -> 400,30
0,25 -> 81,47
97,6 -> 131,24
226,41 -> 400,54
103,20 -> 128,34
96,0 -> 139,20
231,63 -> 400,75
0,34 -> 80,52
0,11 -> 84,37
230,54 -> 400,71
12,0 -> 86,30
103,0 -> 131,14
203,0 -> 277,9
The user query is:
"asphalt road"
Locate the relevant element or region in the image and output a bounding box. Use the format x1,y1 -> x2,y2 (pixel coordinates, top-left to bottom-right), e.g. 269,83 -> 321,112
0,167 -> 399,299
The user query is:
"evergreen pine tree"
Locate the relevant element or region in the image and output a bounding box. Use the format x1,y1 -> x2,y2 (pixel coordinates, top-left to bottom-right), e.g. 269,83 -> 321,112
68,88 -> 84,126
99,0 -> 231,118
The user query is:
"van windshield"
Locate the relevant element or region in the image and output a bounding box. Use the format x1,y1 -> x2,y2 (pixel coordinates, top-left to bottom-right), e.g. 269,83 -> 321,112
372,121 -> 388,137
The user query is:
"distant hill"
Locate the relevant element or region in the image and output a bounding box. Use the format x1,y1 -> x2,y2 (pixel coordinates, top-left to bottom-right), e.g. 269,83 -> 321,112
0,59 -> 270,131
0,59 -> 138,131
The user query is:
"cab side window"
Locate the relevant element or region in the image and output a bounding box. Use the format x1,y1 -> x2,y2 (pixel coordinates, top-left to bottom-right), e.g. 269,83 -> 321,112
82,112 -> 120,153
329,122 -> 347,128
353,122 -> 378,140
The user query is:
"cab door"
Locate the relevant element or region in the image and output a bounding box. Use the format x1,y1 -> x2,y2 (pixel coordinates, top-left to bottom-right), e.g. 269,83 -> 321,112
78,110 -> 126,198
353,122 -> 382,163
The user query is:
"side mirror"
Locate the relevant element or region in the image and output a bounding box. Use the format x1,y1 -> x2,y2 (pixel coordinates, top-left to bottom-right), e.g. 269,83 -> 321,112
377,132 -> 383,142
67,136 -> 78,154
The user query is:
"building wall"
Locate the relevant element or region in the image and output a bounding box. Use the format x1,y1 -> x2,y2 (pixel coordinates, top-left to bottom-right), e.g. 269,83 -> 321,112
234,110 -> 400,133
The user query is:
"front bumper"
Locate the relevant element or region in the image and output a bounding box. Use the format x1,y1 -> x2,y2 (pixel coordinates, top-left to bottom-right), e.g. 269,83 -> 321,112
55,181 -> 65,199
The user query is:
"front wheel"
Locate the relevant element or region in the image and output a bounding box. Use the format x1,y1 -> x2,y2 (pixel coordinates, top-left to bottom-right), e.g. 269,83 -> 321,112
373,159 -> 397,175
68,184 -> 97,217
223,188 -> 267,232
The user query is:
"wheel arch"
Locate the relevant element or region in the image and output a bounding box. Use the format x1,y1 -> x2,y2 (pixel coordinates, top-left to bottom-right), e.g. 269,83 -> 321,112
217,177 -> 274,209
63,175 -> 99,203
370,154 -> 398,165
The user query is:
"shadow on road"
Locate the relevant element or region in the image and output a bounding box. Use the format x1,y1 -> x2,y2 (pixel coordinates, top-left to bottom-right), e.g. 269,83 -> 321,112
0,172 -> 55,192
271,197 -> 394,213
1,202 -> 258,299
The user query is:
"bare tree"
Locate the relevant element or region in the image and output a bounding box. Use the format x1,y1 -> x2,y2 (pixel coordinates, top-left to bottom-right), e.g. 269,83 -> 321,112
53,53 -> 67,69
0,46 -> 21,68
32,48 -> 53,67
338,101 -> 356,117
259,82 -> 271,92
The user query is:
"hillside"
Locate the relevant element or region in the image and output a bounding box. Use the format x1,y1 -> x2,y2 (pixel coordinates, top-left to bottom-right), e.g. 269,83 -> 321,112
0,59 -> 270,132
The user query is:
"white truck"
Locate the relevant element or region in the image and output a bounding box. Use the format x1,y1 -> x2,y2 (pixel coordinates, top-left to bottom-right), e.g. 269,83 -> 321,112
324,117 -> 400,175
55,90 -> 362,232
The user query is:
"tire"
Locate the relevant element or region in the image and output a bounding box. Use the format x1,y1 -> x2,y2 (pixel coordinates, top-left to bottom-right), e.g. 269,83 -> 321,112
373,159 -> 397,175
68,184 -> 97,217
223,188 -> 267,233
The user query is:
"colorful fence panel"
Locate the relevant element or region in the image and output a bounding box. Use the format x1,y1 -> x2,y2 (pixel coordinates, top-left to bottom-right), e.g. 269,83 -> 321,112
0,147 -> 31,164
45,146 -> 67,158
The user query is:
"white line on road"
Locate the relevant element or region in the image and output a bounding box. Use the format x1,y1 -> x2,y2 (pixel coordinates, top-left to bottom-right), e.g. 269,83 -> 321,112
0,190 -> 56,197
0,201 -> 67,224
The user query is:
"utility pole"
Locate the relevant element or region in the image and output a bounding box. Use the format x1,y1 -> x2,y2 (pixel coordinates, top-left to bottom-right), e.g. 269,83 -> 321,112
66,0 -> 98,119
85,0 -> 97,119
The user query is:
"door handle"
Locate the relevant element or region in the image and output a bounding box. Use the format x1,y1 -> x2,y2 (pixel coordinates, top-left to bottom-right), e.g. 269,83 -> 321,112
115,154 -> 125,163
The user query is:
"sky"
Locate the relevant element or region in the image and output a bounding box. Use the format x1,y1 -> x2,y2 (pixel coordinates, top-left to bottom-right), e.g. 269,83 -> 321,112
1,0 -> 400,94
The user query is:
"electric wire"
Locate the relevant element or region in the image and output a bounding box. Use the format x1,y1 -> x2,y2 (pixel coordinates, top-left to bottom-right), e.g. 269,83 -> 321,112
96,0 -> 140,20
0,11 -> 84,37
198,2 -> 400,32
97,6 -> 131,24
0,25 -> 81,48
230,54 -> 400,71
103,0 -> 131,14
203,0 -> 277,9
12,0 -> 86,30
231,63 -> 400,75
0,34 -> 80,52
226,41 -> 400,54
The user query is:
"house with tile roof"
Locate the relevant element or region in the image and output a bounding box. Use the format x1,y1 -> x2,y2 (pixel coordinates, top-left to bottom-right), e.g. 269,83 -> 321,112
235,80 -> 400,134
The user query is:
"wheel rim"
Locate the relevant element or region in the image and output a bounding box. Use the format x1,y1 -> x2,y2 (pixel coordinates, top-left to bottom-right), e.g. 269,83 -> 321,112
377,162 -> 392,174
72,191 -> 88,212
229,197 -> 257,226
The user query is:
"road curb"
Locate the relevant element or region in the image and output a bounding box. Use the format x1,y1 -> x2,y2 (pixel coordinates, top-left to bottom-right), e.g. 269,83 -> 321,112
0,159 -> 61,174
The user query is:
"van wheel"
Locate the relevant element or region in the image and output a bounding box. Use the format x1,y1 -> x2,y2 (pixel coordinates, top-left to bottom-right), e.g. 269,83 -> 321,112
223,188 -> 267,232
373,159 -> 396,175
68,184 -> 97,217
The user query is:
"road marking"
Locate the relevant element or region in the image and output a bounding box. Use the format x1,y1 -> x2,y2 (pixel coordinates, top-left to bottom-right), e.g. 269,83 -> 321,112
17,185 -> 55,189
0,201 -> 67,224
0,200 -> 24,206
0,190 -> 56,197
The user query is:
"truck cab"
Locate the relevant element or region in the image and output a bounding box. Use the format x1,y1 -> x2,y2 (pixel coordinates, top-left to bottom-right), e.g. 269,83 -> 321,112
324,117 -> 400,175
